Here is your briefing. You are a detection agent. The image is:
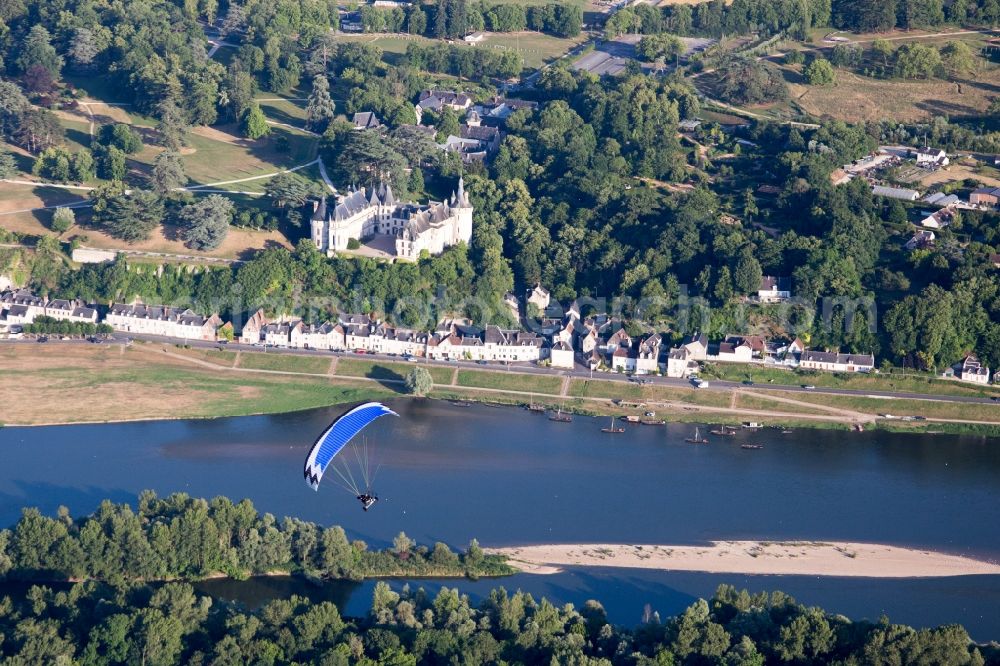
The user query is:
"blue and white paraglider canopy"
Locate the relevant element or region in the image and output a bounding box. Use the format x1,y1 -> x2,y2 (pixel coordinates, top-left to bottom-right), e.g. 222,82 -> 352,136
304,402 -> 397,510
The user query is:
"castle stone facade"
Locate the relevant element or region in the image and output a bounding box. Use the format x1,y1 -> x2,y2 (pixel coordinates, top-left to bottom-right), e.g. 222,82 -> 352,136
310,179 -> 473,261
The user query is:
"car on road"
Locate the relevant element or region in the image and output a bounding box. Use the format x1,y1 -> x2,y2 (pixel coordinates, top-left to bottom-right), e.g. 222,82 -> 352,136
353,349 -> 367,354
37,336 -> 48,343
406,356 -> 418,362
992,396 -> 999,402
742,380 -> 754,386
913,416 -> 926,421
802,385 -> 816,390
476,360 -> 488,365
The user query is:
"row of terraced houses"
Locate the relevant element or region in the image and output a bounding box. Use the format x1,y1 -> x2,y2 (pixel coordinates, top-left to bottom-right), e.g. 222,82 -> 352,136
1,287 -> 993,384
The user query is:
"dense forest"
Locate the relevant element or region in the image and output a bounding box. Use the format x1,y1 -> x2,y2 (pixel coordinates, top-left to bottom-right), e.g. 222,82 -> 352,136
0,492 -> 510,584
0,497 -> 995,664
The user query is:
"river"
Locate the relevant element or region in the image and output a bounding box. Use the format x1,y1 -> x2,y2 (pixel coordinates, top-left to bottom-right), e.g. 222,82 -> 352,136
1,400 -> 998,638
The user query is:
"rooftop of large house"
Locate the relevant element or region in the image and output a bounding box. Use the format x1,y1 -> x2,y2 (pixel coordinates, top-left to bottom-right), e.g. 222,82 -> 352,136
0,288 -> 45,307
352,111 -> 381,130
759,276 -> 791,292
109,302 -> 216,327
417,90 -> 473,110
801,350 -> 875,367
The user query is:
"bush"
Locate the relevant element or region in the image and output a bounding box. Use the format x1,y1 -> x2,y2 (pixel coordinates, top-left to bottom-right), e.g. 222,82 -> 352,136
347,238 -> 361,250
804,58 -> 836,86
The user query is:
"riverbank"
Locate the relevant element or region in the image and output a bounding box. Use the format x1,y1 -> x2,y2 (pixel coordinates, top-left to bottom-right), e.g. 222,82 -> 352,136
4,342 -> 1000,435
489,542 -> 1000,578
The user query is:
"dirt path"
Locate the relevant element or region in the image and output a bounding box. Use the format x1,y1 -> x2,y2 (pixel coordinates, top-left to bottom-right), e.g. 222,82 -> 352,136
328,356 -> 339,375
746,391 -> 875,423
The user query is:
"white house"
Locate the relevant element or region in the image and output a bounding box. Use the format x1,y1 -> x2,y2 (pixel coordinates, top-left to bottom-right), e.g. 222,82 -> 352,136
44,298 -> 98,324
550,341 -> 574,369
681,331 -> 708,361
959,354 -> 990,385
757,276 -> 791,303
0,289 -> 46,324
463,32 -> 485,43
105,302 -> 221,341
415,90 -> 473,124
915,147 -> 949,168
799,350 -> 875,373
526,284 -> 550,312
240,309 -> 269,344
919,208 -> 955,229
611,346 -> 636,373
666,347 -> 692,378
635,334 -> 661,375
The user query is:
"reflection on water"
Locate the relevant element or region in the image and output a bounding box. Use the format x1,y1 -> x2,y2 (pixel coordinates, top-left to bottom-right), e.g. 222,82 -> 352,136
1,400 -> 999,637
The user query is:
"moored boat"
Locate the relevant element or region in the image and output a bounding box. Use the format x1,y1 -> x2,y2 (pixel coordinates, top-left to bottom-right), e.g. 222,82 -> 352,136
685,427 -> 709,444
709,425 -> 736,436
741,443 -> 764,450
601,417 -> 625,434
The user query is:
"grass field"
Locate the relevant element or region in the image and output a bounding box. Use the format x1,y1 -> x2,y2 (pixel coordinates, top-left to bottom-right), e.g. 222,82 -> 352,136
171,346 -> 238,367
699,362 -> 1000,399
752,389 -> 1000,424
237,352 -> 332,375
336,358 -> 454,385
456,369 -> 563,393
0,344 -> 389,425
568,378 -> 734,408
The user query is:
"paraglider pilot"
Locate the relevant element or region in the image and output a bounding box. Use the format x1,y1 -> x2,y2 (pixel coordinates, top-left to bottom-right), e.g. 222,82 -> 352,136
358,494 -> 378,511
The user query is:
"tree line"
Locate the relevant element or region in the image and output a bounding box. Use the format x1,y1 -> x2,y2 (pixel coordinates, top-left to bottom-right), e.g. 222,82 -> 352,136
0,492 -> 509,585
359,0 -> 582,38
606,0 -> 998,40
0,550 -> 993,664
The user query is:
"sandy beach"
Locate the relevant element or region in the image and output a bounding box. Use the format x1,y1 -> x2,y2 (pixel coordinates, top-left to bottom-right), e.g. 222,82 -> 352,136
487,541 -> 1000,578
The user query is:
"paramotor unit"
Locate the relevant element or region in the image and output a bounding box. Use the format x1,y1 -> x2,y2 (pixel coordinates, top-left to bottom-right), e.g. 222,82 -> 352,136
303,402 -> 397,510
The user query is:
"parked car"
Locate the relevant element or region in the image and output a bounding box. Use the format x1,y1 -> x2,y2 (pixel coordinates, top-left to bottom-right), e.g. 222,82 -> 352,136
742,380 -> 754,386
37,336 -> 48,343
354,349 -> 367,354
476,360 -> 488,365
802,385 -> 816,390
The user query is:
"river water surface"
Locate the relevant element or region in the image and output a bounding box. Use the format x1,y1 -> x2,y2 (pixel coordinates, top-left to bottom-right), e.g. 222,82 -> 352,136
1,400 -> 998,637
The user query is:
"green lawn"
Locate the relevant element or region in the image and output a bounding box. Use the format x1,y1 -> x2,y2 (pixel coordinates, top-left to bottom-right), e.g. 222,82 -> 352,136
182,127 -> 316,186
237,352 -> 332,375
761,390 -> 1000,423
456,369 -> 563,393
336,358 -> 453,385
568,378 -> 733,408
699,362 -> 1000,399
57,118 -> 93,154
172,347 -> 237,367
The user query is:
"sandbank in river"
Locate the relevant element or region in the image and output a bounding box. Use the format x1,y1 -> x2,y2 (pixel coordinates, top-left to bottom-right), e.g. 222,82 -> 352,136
488,541 -> 1000,578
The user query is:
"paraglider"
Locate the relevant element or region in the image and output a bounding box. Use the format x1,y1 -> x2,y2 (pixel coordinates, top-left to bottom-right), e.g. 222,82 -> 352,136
304,402 -> 397,510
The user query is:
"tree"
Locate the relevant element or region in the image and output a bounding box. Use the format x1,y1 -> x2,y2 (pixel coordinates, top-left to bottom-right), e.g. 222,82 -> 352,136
241,103 -> 270,140
157,99 -> 189,152
0,151 -> 17,178
733,250 -> 763,295
264,172 -> 320,208
305,76 -> 335,132
98,123 -> 144,154
13,109 -> 63,154
894,43 -> 942,79
68,27 -> 100,69
804,58 -> 836,85
407,4 -> 427,34
51,207 -> 75,233
151,151 -> 187,194
93,188 -> 165,242
404,367 -> 433,395
17,25 -> 63,77
940,41 -> 977,79
220,66 -> 256,123
178,195 -> 233,251
717,57 -> 788,105
72,149 -> 95,181
96,145 -> 127,181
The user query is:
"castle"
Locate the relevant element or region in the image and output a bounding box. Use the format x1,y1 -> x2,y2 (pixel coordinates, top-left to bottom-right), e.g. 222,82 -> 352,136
310,178 -> 473,261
